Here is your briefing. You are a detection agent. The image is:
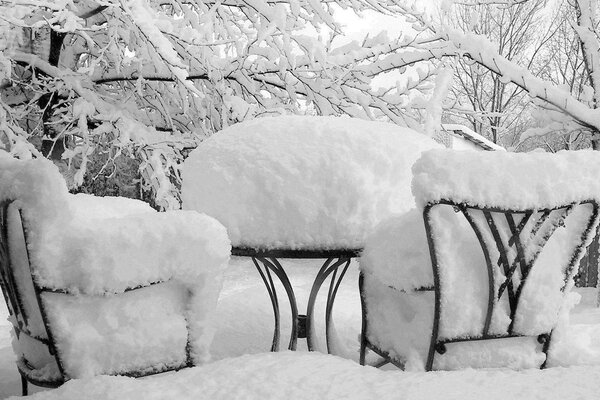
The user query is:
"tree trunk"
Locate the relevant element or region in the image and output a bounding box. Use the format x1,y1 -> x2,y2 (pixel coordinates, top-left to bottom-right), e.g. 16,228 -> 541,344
592,131 -> 600,150
41,30 -> 67,160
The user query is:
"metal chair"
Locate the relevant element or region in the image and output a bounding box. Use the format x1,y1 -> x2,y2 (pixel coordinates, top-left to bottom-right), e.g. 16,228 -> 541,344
1,200 -> 65,393
360,199 -> 599,370
0,156 -> 229,395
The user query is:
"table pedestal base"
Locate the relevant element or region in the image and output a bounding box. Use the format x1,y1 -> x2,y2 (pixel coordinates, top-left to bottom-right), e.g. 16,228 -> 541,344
232,248 -> 361,354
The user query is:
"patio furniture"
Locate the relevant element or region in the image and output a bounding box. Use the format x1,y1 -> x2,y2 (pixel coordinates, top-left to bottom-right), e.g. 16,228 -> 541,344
359,149 -> 600,370
0,153 -> 230,395
182,115 -> 441,353
231,247 -> 361,352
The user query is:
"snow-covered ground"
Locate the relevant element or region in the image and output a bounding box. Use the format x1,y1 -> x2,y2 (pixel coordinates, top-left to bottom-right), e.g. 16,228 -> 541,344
1,258 -> 600,399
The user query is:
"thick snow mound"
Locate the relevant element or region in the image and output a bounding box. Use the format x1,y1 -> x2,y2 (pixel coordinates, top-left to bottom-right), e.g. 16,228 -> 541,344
10,352 -> 600,400
67,193 -> 154,220
182,115 -> 440,250
39,207 -> 230,295
412,149 -> 600,209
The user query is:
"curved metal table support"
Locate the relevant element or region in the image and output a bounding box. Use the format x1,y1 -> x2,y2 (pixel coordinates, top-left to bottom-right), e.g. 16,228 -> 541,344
232,247 -> 361,354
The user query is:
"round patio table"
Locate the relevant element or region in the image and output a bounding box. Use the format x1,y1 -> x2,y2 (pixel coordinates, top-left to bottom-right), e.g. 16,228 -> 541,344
182,115 -> 441,355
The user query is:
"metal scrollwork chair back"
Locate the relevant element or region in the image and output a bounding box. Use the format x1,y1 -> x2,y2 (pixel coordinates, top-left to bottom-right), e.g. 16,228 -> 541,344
360,199 -> 599,371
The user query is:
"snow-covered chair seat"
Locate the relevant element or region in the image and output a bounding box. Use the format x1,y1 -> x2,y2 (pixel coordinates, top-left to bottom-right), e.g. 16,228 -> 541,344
359,149 -> 600,371
0,153 -> 231,394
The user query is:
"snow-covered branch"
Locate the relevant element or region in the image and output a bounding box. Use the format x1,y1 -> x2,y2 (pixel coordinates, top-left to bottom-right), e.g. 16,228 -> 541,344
574,0 -> 600,109
0,0 -> 432,208
445,29 -> 600,131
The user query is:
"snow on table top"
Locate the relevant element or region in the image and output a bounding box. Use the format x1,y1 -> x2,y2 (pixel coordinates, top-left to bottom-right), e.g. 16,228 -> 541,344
412,148 -> 600,209
182,115 -> 441,250
10,352 -> 600,400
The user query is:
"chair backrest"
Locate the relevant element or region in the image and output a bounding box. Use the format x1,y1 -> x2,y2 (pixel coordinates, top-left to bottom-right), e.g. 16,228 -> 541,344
0,202 -> 20,324
0,199 -> 66,385
422,199 -> 599,370
0,202 -> 26,334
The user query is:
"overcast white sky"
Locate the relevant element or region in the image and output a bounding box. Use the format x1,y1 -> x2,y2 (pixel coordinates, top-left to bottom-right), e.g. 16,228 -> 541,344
334,1 -> 438,39
334,8 -> 408,40
330,3 -> 440,88
327,8 -> 413,89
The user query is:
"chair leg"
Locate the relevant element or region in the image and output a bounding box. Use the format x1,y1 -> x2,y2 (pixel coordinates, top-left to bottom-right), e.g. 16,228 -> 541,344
21,375 -> 28,396
359,334 -> 367,365
359,273 -> 367,366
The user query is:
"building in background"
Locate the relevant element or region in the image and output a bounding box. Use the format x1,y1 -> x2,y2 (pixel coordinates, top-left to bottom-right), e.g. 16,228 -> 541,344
437,124 -> 506,152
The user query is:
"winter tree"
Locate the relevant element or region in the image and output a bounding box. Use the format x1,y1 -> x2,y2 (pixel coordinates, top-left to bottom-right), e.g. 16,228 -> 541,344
2,0 -> 599,208
0,0 -> 437,209
440,0 -> 548,148
520,0 -> 600,151
394,0 -> 600,150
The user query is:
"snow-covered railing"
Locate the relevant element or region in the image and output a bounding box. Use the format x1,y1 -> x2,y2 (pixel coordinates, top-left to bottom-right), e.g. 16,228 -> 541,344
0,153 -> 230,394
440,124 -> 506,152
360,149 -> 600,371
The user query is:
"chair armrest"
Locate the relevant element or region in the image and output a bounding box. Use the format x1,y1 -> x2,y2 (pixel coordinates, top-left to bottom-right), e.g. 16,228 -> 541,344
66,193 -> 155,220
33,210 -> 231,295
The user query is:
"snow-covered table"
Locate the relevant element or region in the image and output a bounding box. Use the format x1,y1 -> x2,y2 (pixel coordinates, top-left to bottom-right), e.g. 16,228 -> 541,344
182,115 -> 441,353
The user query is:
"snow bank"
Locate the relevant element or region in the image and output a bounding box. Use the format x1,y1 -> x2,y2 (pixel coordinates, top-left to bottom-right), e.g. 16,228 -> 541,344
182,115 -> 441,250
0,152 -> 231,378
360,149 -> 600,370
9,352 -> 600,400
412,149 -> 600,209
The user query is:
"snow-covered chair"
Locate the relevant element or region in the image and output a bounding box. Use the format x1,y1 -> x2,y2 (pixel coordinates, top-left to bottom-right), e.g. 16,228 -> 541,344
359,149 -> 600,371
0,153 -> 230,395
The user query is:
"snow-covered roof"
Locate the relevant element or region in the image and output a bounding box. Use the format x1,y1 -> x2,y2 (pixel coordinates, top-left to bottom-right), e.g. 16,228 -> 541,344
442,124 -> 505,152
182,115 -> 441,250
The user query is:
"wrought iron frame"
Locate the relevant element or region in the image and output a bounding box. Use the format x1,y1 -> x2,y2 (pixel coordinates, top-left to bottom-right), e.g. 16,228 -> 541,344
232,247 -> 361,353
360,199 -> 599,371
0,200 -> 194,395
